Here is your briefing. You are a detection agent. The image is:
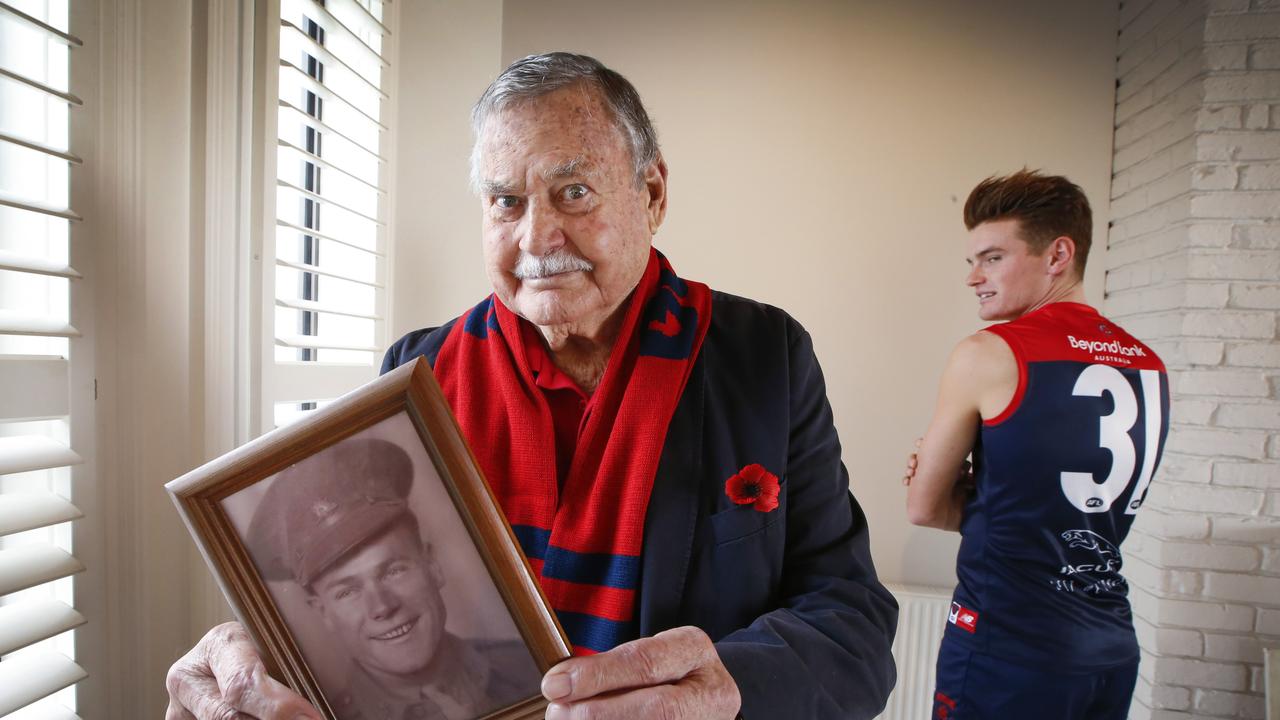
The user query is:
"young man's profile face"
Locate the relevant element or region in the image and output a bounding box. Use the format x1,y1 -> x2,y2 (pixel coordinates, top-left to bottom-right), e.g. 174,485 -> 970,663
308,521 -> 447,678
964,218 -> 1056,322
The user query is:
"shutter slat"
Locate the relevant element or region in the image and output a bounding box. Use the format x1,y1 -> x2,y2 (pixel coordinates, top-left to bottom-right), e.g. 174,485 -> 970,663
10,703 -> 81,720
274,334 -> 379,353
0,436 -> 83,476
0,493 -> 82,537
332,0 -> 390,37
0,355 -> 69,421
0,599 -> 85,655
0,249 -> 82,279
0,545 -> 85,596
272,361 -> 376,403
275,297 -> 380,321
302,0 -> 388,66
278,60 -> 387,130
0,193 -> 82,222
0,651 -> 87,715
278,99 -> 386,161
0,2 -> 83,46
0,131 -> 82,164
276,257 -> 383,287
277,139 -> 383,193
280,19 -> 384,96
277,179 -> 383,225
0,311 -> 80,338
276,219 -> 383,256
0,68 -> 82,106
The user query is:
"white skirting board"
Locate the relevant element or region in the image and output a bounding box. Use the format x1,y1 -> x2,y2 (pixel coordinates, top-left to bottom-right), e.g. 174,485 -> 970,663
874,584 -> 952,720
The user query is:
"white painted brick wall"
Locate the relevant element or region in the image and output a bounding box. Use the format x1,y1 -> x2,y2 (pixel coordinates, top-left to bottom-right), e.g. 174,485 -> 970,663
1216,401 -> 1280,428
1111,0 -> 1280,717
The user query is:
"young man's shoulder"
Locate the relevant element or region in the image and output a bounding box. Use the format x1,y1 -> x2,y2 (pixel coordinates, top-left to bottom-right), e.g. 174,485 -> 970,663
950,330 -> 1016,380
934,329 -> 1020,422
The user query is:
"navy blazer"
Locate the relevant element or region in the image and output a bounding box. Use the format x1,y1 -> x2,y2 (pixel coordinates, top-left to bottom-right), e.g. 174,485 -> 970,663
382,290 -> 898,719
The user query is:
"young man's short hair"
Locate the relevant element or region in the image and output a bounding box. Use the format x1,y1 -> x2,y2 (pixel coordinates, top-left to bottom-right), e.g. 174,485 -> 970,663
963,169 -> 1092,276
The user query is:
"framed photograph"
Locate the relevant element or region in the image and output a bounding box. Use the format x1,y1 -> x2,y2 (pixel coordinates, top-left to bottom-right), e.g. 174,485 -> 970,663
167,358 -> 571,720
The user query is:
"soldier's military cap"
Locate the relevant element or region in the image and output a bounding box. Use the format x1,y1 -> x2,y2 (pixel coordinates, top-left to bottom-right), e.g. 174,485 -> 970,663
246,436 -> 415,588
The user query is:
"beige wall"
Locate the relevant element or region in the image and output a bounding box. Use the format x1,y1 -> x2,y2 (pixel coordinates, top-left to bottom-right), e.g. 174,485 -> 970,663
390,0 -> 504,336
393,0 -> 1119,587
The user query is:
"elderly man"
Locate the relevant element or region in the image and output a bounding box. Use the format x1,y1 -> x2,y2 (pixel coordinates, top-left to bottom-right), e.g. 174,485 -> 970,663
166,52 -> 897,720
244,437 -> 540,720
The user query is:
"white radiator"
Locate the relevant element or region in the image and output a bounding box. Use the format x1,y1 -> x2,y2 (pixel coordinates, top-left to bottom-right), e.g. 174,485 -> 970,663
875,584 -> 952,720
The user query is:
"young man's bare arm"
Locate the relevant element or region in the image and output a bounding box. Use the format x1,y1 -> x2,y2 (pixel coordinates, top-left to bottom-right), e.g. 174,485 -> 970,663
905,331 -> 1017,531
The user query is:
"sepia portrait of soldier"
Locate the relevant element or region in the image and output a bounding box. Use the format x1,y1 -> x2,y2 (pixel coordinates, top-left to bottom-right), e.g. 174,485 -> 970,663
243,435 -> 541,720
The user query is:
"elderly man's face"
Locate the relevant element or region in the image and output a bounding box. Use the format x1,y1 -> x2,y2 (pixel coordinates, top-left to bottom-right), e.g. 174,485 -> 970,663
476,84 -> 666,331
307,522 -> 447,678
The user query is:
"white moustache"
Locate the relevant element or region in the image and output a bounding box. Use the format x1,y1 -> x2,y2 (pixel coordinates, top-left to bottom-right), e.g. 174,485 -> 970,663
512,251 -> 594,280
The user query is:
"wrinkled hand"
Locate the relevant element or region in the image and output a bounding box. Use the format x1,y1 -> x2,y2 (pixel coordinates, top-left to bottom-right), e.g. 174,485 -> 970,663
165,622 -> 321,720
541,626 -> 741,720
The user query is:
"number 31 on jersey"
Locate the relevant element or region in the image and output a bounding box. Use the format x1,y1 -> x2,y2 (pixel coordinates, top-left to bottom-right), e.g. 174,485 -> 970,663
1061,364 -> 1164,515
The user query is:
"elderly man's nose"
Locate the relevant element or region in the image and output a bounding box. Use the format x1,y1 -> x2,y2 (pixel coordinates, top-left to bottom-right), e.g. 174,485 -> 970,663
519,200 -> 565,255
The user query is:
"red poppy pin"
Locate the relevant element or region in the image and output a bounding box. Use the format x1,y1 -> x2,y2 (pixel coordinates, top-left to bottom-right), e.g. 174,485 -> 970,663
725,463 -> 781,512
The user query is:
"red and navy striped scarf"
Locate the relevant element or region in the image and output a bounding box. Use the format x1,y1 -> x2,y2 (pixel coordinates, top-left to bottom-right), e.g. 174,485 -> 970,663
432,249 -> 711,655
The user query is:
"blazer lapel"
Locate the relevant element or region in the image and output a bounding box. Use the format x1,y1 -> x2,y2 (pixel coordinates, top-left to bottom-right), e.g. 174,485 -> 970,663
637,357 -> 705,637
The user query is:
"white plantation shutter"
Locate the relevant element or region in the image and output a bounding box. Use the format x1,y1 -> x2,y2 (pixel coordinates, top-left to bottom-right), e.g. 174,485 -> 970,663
0,0 -> 88,716
263,0 -> 393,429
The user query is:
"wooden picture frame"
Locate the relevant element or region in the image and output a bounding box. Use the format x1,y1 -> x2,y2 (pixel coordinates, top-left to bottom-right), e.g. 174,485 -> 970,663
167,358 -> 571,720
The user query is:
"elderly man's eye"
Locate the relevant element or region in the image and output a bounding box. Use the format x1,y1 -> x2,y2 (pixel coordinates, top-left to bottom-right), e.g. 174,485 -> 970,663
561,184 -> 588,201
494,195 -> 521,209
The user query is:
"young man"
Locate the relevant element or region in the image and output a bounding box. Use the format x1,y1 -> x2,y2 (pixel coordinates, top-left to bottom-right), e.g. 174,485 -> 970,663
905,170 -> 1169,719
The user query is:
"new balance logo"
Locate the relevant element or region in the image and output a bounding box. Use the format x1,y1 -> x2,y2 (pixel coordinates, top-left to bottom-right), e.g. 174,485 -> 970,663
948,601 -> 979,633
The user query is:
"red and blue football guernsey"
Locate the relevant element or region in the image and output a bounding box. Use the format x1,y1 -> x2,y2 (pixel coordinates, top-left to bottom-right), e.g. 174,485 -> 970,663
945,302 -> 1169,670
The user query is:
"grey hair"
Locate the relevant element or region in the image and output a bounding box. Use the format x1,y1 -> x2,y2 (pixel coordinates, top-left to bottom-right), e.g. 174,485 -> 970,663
469,52 -> 660,191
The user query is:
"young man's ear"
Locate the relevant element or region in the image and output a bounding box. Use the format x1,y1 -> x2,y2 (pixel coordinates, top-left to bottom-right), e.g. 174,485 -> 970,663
1045,235 -> 1077,277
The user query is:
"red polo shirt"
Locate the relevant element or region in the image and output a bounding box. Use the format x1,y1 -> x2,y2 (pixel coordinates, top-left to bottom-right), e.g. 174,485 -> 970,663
520,322 -> 591,489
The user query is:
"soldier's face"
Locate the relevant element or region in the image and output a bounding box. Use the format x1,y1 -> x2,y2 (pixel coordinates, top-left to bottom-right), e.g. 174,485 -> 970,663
308,522 -> 447,677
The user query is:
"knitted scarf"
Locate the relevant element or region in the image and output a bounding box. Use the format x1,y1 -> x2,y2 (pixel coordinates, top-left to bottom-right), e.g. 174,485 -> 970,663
432,249 -> 712,654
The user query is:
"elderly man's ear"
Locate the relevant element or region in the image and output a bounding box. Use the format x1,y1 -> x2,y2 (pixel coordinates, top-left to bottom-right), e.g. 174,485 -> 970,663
645,155 -> 669,235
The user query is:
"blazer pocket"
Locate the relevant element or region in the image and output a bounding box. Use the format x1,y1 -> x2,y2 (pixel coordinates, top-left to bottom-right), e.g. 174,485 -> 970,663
708,503 -> 782,545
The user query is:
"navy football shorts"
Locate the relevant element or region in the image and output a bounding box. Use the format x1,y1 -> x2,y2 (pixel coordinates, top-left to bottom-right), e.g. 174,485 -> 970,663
932,637 -> 1138,720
